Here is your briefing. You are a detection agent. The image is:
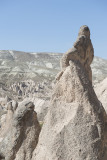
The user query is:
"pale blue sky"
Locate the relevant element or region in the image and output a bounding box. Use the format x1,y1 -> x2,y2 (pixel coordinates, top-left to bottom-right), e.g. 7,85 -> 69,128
0,0 -> 107,59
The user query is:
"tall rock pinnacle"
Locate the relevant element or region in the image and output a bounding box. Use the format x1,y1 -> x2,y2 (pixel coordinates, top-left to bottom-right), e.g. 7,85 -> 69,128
57,25 -> 94,83
32,26 -> 107,160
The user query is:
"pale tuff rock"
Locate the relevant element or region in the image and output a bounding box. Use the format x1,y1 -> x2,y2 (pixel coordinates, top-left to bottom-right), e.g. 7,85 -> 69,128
95,77 -> 107,113
0,100 -> 41,160
33,98 -> 50,121
32,60 -> 107,160
20,97 -> 50,122
0,100 -> 17,125
56,25 -> 94,83
32,26 -> 107,160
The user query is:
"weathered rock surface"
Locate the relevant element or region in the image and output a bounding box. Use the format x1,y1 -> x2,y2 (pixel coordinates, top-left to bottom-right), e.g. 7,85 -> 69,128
32,26 -> 107,160
20,97 -> 50,122
58,25 -> 94,83
95,77 -> 107,113
0,100 -> 41,160
33,61 -> 107,160
33,98 -> 50,122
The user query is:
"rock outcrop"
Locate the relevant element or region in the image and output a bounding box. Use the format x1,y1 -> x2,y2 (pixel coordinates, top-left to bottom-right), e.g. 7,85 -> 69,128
33,98 -> 50,122
56,25 -> 94,83
95,77 -> 107,113
0,100 -> 41,160
32,26 -> 107,160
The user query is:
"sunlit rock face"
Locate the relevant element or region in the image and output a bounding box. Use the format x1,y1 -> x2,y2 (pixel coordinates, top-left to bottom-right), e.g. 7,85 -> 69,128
0,26 -> 107,160
60,25 -> 94,83
32,26 -> 107,160
95,77 -> 107,113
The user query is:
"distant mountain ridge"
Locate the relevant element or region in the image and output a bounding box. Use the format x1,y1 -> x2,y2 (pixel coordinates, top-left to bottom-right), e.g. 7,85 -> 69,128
0,50 -> 107,84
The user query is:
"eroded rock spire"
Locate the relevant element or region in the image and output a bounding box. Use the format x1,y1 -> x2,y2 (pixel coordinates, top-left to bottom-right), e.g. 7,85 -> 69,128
57,25 -> 94,83
32,26 -> 107,160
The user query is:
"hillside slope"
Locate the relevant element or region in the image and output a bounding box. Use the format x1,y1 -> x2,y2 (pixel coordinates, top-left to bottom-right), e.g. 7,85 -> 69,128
0,50 -> 107,85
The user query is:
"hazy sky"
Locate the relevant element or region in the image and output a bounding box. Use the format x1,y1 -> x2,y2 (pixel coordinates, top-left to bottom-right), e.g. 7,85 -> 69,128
0,0 -> 107,59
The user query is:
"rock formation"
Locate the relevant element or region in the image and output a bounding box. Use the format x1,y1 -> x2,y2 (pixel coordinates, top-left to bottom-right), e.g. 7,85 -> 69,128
95,77 -> 107,113
0,100 -> 41,160
33,98 -> 50,121
56,25 -> 94,83
32,26 -> 107,160
20,97 -> 50,122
